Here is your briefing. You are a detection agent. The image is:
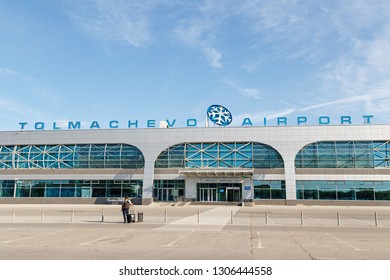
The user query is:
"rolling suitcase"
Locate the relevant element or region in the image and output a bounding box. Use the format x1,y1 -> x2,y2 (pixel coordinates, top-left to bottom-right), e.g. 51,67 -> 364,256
127,213 -> 135,223
127,206 -> 135,223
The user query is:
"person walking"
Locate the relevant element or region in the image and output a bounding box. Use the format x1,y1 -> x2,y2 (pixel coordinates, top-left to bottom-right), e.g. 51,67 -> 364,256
121,196 -> 133,223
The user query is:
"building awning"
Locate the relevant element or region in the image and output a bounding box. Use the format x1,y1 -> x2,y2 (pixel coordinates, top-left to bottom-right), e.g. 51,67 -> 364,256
178,168 -> 254,177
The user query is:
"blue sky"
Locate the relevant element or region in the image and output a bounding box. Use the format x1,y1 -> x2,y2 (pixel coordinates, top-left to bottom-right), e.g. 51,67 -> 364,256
1,0 -> 390,131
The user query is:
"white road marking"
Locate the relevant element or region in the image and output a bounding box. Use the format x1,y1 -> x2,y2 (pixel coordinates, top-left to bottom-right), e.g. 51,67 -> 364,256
325,233 -> 369,251
162,230 -> 194,247
156,207 -> 240,231
342,216 -> 369,225
79,229 -> 133,246
0,228 -> 16,232
0,229 -> 73,244
254,232 -> 264,249
304,216 -> 328,226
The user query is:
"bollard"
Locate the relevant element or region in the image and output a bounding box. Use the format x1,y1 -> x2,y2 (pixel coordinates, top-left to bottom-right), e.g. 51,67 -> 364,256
300,211 -> 304,226
337,212 -> 341,226
375,212 -> 379,227
231,210 -> 234,224
198,210 -> 200,224
41,210 -> 45,223
265,211 -> 269,225
101,209 -> 104,222
12,209 -> 15,223
71,209 -> 75,223
164,209 -> 168,223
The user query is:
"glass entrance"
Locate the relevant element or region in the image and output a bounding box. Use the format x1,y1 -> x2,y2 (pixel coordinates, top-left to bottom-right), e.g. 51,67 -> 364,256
199,188 -> 217,201
197,183 -> 241,202
227,188 -> 240,202
153,180 -> 185,202
156,188 -> 183,201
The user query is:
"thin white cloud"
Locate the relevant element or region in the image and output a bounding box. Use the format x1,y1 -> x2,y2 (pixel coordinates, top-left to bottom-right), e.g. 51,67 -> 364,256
173,19 -> 223,68
319,22 -> 390,118
236,1 -> 390,70
234,88 -> 390,125
0,67 -> 18,75
0,97 -> 32,117
224,79 -> 262,100
0,67 -> 64,114
203,46 -> 222,68
64,0 -> 154,48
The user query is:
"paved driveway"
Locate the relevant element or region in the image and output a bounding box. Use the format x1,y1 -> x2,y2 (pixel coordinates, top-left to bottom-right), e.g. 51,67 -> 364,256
1,204 -> 390,260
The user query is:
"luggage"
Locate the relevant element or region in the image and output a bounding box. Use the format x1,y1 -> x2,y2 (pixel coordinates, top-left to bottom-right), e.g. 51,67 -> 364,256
127,213 -> 135,223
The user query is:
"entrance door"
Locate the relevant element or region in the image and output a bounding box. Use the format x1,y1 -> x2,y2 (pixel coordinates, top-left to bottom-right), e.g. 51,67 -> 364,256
227,188 -> 240,202
158,188 -> 171,201
197,183 -> 241,202
157,188 -> 180,201
199,188 -> 217,201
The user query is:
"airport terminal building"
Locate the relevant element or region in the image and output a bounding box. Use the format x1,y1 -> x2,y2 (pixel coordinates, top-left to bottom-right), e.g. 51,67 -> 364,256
1,114 -> 390,205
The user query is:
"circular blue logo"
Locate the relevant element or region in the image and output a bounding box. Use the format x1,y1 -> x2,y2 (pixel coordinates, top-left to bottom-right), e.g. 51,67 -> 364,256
207,105 -> 233,126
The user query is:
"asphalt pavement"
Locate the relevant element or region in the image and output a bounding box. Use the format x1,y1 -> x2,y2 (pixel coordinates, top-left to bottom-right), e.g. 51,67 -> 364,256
1,204 -> 390,260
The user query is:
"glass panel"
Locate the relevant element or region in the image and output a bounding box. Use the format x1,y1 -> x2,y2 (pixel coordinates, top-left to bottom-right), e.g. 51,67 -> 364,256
337,188 -> 356,200
318,188 -> 337,200
60,181 -> 76,197
45,181 -> 60,197
30,181 -> 45,197
295,141 -> 387,169
356,188 -> 375,200
157,142 -> 284,169
92,181 -> 106,197
0,180 -> 14,197
375,189 -> 390,200
106,182 -> 122,197
303,189 -> 318,200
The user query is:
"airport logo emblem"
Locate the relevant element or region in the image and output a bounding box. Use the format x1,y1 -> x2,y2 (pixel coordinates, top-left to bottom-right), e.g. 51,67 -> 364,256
207,104 -> 233,126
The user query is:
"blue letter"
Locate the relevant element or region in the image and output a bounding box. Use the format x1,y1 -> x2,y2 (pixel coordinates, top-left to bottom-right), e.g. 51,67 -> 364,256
68,121 -> 81,129
90,121 -> 100,129
319,116 -> 330,125
128,120 -> 138,128
242,118 -> 253,126
35,122 -> 45,130
147,120 -> 155,128
341,116 -> 351,125
277,117 -> 287,126
109,120 -> 119,128
263,117 -> 267,126
166,119 -> 176,128
53,122 -> 61,130
187,119 -> 197,127
297,116 -> 307,125
19,122 -> 28,130
363,115 -> 373,124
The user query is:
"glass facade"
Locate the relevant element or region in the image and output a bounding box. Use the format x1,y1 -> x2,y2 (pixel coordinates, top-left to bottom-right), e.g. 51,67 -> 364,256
0,144 -> 144,169
253,180 -> 286,199
296,180 -> 390,201
153,180 -> 185,201
155,142 -> 284,169
0,180 -> 143,198
295,141 -> 390,168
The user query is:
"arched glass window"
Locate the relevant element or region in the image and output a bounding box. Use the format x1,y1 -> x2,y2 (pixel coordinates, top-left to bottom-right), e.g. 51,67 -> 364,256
155,142 -> 284,168
0,144 -> 144,169
295,141 -> 390,168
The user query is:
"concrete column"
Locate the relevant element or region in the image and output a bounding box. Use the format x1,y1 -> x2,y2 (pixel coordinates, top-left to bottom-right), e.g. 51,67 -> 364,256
141,154 -> 157,204
185,177 -> 197,200
284,156 -> 297,200
242,178 -> 253,200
